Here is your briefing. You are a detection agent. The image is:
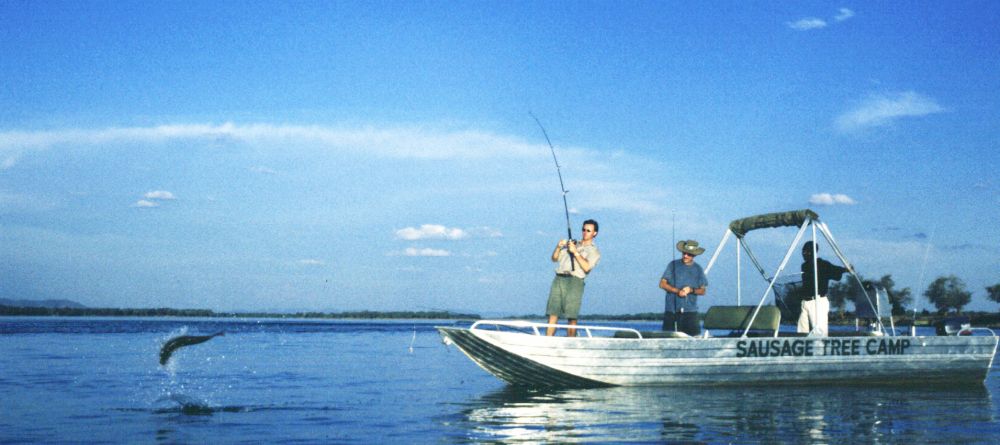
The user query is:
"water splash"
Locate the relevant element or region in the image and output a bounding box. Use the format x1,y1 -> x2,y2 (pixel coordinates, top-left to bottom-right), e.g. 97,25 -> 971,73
152,393 -> 252,415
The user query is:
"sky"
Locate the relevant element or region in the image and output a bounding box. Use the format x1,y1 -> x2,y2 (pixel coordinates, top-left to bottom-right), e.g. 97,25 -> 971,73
1,1 -> 998,315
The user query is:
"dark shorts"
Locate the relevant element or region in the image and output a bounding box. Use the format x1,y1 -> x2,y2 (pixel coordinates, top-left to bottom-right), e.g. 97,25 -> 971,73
546,275 -> 585,319
663,311 -> 700,336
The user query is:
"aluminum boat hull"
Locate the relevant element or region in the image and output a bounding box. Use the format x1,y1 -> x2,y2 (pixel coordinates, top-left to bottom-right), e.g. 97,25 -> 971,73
437,325 -> 998,388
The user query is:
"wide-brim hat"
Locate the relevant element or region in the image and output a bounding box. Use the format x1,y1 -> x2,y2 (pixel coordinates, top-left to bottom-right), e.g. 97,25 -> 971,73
676,240 -> 705,256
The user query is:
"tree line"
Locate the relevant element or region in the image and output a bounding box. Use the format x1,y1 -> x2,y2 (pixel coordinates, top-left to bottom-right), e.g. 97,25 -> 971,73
827,274 -> 1000,315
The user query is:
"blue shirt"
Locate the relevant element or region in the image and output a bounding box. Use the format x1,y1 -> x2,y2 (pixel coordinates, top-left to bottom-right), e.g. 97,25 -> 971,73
661,259 -> 708,313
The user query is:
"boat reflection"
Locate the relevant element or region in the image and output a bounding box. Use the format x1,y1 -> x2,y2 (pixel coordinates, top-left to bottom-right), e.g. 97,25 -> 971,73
452,383 -> 994,443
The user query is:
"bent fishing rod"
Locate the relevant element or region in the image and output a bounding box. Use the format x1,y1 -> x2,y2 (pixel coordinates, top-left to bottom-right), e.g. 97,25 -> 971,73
530,112 -> 575,271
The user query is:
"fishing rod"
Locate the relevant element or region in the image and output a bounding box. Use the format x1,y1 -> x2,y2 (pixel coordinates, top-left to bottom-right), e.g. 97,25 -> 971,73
530,112 -> 575,271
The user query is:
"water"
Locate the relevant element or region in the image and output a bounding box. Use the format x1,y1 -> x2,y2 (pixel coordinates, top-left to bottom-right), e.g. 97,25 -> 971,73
2,317 -> 999,443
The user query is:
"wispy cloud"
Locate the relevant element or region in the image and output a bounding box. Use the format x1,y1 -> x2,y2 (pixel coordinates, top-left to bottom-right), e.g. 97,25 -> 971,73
835,91 -> 945,132
809,193 -> 857,206
467,226 -> 504,238
399,247 -> 452,257
134,199 -> 158,208
395,224 -> 468,241
834,8 -> 855,22
789,7 -> 855,31
788,18 -> 827,31
143,190 -> 176,200
297,259 -> 325,266
250,166 -> 278,175
0,122 -> 674,225
0,123 -> 541,161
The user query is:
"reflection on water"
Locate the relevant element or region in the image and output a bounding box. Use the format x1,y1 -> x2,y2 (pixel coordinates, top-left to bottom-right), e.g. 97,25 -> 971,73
451,383 -> 996,443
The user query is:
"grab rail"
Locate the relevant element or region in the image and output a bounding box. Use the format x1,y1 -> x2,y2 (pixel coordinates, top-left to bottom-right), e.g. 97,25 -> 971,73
957,327 -> 997,337
470,320 -> 643,338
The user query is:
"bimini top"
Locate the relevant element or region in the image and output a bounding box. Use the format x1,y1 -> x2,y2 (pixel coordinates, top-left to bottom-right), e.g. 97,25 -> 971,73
728,209 -> 819,238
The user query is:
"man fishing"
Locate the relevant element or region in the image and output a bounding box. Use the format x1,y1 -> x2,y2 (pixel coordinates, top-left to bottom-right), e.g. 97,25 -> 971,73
545,219 -> 601,336
659,240 -> 709,336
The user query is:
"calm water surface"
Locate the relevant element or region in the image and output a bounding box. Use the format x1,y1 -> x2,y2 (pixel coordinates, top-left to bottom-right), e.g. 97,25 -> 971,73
2,317 -> 998,443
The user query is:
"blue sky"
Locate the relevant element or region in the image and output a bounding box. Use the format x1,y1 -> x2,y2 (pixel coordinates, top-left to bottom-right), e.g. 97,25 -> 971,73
2,1 -> 997,315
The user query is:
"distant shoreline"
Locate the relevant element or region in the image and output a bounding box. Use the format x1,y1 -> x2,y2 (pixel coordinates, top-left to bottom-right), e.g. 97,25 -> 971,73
3,305 -> 998,329
0,305 -> 482,320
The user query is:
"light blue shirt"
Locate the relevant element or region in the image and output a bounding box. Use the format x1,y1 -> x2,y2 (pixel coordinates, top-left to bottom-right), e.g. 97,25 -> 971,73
661,259 -> 708,313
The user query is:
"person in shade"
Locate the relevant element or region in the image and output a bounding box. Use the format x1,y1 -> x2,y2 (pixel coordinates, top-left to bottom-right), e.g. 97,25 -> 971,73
659,240 -> 709,336
545,219 -> 601,337
798,241 -> 850,336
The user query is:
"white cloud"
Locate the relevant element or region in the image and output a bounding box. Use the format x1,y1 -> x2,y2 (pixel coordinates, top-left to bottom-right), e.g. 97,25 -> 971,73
809,193 -> 857,206
1,156 -> 16,170
143,190 -> 176,200
834,8 -> 855,22
788,18 -> 827,31
403,247 -> 451,257
134,200 -> 158,208
395,224 -> 468,241
836,91 -> 945,132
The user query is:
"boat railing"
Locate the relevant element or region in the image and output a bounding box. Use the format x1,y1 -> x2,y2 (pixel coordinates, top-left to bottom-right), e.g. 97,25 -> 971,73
956,327 -> 997,337
470,320 -> 644,338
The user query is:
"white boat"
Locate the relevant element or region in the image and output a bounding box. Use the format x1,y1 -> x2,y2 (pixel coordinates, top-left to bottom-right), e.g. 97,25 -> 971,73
438,210 -> 998,388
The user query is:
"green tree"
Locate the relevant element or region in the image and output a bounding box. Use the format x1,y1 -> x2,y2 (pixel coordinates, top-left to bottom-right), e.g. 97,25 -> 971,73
987,284 -> 1000,306
924,275 -> 972,314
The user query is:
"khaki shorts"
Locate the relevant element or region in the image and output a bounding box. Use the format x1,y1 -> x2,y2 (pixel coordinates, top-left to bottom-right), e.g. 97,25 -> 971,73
546,275 -> 585,319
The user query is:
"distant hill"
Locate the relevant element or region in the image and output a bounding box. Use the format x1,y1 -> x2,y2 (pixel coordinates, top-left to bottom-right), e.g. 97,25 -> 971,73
0,298 -> 88,309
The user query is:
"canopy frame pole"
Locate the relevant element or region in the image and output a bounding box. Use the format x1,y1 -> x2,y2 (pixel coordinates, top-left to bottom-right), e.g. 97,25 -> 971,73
742,219 -> 812,338
738,239 -> 769,281
737,238 -> 742,306
810,224 -> 820,335
703,229 -> 732,275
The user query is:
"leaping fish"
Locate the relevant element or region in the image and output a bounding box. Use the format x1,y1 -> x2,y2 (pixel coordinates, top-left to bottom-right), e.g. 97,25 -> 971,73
159,332 -> 225,366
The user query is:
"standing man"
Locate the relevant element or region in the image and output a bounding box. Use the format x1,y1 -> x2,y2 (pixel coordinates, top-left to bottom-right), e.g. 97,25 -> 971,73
799,241 -> 849,336
546,219 -> 601,336
659,240 -> 709,336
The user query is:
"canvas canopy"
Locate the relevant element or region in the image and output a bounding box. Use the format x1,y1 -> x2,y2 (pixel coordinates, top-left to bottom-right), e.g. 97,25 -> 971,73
728,209 -> 819,238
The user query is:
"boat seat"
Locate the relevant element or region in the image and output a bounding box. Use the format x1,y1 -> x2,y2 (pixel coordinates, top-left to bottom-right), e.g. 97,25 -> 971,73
703,305 -> 781,336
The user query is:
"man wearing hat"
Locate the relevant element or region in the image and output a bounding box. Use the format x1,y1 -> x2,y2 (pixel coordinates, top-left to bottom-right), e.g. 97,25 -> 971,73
799,241 -> 849,336
658,240 -> 709,336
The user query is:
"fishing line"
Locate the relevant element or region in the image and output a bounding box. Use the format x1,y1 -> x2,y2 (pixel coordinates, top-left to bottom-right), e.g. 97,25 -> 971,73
672,210 -> 678,330
530,112 -> 575,270
408,325 -> 416,354
915,224 -> 936,320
